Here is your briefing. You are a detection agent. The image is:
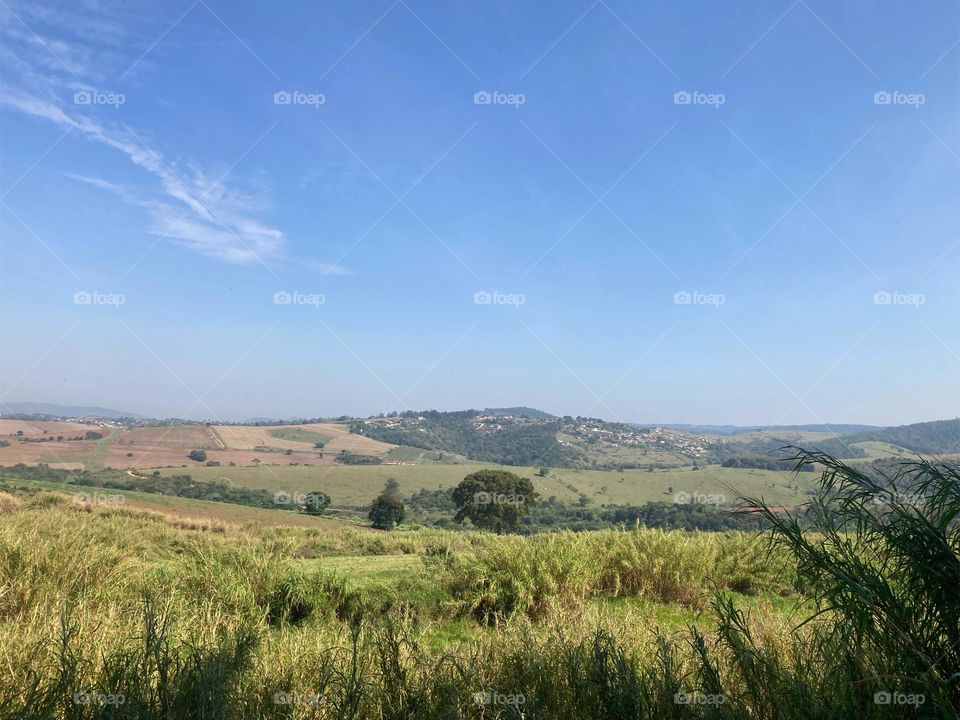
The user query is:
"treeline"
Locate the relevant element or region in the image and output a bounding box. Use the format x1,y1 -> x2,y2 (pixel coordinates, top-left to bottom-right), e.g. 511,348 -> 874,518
713,436 -> 866,461
720,454 -> 815,471
524,498 -> 769,532
0,464 -> 279,509
403,486 -> 767,533
847,417 -> 960,454
350,410 -> 580,466
335,450 -> 382,465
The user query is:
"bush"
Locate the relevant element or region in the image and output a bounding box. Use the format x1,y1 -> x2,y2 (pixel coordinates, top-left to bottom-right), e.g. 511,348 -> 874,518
0,492 -> 20,514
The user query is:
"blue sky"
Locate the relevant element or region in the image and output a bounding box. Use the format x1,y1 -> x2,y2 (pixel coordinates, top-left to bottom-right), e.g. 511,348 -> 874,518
0,0 -> 958,425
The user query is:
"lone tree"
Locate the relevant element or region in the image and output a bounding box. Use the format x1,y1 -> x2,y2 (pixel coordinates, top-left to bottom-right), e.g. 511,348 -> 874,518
368,493 -> 405,530
452,469 -> 537,534
303,491 -> 330,515
188,449 -> 207,463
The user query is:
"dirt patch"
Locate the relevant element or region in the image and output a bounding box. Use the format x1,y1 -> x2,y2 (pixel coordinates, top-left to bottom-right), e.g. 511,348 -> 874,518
0,419 -> 104,438
0,439 -> 98,466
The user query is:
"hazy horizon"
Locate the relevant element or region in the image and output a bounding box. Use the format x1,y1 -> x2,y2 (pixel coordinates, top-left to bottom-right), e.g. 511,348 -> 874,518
0,397 -> 953,429
2,1 -> 958,426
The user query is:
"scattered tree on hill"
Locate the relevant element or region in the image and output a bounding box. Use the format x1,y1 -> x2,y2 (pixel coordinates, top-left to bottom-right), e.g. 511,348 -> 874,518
452,469 -> 537,534
314,441 -> 325,449
85,430 -> 103,440
188,449 -> 207,462
538,467 -> 549,477
303,490 -> 330,515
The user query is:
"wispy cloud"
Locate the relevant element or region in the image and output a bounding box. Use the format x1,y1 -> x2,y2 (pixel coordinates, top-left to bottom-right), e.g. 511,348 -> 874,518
3,91 -> 287,264
0,3 -> 347,274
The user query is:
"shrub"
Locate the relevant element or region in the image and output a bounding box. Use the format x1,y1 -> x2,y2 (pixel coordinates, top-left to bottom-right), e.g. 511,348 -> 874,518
0,492 -> 20,514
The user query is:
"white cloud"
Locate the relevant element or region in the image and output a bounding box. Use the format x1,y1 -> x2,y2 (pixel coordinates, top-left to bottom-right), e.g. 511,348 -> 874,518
0,4 -> 348,273
4,91 -> 287,264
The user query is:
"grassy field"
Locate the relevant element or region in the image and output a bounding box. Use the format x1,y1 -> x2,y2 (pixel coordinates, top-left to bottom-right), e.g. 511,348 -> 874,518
0,474 -> 357,529
155,461 -> 815,508
267,427 -> 333,445
2,451 -> 956,718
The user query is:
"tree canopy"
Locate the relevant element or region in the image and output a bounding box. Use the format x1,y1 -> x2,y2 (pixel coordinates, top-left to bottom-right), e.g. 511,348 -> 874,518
451,469 -> 537,533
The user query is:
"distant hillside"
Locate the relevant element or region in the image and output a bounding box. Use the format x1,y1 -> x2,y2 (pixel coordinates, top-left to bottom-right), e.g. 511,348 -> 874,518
483,407 -> 556,419
848,418 -> 960,455
0,402 -> 142,419
652,423 -> 880,436
350,410 -> 578,466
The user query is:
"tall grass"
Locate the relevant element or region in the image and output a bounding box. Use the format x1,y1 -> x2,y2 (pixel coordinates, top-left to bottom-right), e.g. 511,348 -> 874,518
0,452 -> 956,718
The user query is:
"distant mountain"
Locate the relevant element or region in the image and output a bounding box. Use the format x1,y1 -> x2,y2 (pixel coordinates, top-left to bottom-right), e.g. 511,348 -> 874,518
483,406 -> 556,419
647,423 -> 881,436
0,402 -> 143,419
847,418 -> 960,454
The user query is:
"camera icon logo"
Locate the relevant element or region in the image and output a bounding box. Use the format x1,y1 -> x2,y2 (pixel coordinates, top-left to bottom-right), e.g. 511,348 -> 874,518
673,91 -> 692,105
874,691 -> 891,705
673,291 -> 691,305
273,291 -> 292,305
273,91 -> 292,105
873,291 -> 891,305
473,90 -> 492,105
873,91 -> 892,105
74,291 -> 92,305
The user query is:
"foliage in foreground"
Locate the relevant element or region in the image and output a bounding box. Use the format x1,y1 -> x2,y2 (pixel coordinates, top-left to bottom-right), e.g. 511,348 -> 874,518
0,451 -> 957,718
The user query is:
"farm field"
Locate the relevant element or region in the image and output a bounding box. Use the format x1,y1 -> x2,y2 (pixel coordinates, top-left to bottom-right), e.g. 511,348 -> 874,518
0,421 -> 402,471
0,418 -> 104,437
155,461 -> 815,508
